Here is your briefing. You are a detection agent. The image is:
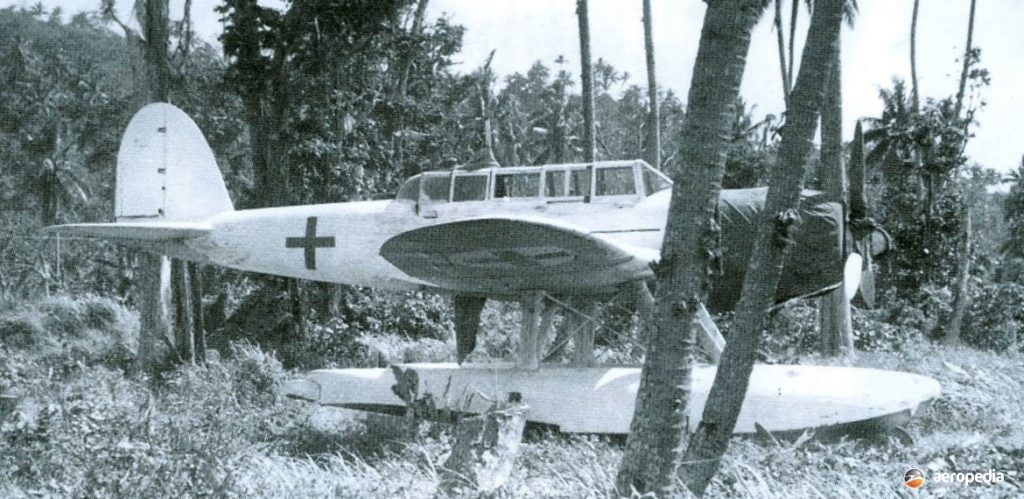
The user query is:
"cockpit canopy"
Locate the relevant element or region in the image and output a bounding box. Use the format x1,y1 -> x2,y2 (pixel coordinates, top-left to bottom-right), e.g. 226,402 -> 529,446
395,160 -> 671,205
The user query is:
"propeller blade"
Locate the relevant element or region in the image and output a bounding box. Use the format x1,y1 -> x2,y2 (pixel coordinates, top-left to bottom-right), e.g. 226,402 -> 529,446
843,252 -> 863,301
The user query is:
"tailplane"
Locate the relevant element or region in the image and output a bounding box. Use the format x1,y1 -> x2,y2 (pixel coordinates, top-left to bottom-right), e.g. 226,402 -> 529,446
115,103 -> 233,222
47,104 -> 227,255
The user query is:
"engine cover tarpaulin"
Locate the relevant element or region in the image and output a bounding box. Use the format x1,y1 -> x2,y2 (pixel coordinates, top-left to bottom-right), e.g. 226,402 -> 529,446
709,188 -> 844,312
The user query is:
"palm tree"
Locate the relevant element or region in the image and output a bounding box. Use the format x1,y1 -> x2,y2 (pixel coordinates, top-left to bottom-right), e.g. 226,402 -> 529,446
106,0 -> 205,366
945,0 -> 978,345
910,0 -> 921,112
642,0 -> 660,169
577,0 -> 596,172
953,0 -> 977,123
37,132 -> 89,227
818,1 -> 857,356
788,0 -> 799,89
679,0 -> 846,494
774,0 -> 791,106
615,0 -> 769,495
777,1 -> 858,113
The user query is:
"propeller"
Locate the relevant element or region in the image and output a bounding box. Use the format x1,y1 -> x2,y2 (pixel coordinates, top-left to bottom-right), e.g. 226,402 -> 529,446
847,120 -> 885,308
843,252 -> 863,301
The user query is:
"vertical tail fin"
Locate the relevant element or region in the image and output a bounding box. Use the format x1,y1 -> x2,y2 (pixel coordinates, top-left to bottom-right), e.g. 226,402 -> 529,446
115,103 -> 233,222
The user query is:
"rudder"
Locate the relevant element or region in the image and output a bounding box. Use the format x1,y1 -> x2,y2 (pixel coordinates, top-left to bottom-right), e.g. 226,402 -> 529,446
115,103 -> 233,222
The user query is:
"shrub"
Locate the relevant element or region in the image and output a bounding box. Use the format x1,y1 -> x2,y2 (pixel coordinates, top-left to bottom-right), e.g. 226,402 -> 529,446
226,342 -> 284,406
852,307 -> 924,352
763,301 -> 819,356
963,283 -> 1024,351
36,295 -> 86,337
474,302 -> 521,362
720,302 -> 819,362
0,315 -> 47,349
282,318 -> 362,369
994,257 -> 1024,283
356,333 -> 452,364
79,294 -> 127,330
880,285 -> 951,337
336,288 -> 452,341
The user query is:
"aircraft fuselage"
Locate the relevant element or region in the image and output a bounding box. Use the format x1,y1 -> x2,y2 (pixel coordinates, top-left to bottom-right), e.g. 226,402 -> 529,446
186,190 -> 670,295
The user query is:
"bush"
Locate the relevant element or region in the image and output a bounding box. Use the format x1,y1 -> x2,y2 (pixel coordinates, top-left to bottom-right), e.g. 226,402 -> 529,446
719,302 -> 819,362
36,295 -> 86,337
355,334 -> 452,365
79,294 -> 127,330
336,288 -> 452,341
0,296 -> 136,373
763,301 -> 819,357
963,283 -> 1024,351
282,318 -> 362,369
0,315 -> 48,349
880,285 -> 951,337
0,347 -> 305,498
852,307 -> 925,352
217,282 -> 454,368
226,342 -> 284,406
994,257 -> 1024,284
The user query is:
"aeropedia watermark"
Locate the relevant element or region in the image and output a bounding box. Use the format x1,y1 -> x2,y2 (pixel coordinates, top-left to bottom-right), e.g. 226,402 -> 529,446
904,467 -> 1007,489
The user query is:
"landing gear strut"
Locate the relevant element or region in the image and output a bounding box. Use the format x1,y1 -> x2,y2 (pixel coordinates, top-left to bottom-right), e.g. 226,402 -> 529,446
452,285 -> 725,368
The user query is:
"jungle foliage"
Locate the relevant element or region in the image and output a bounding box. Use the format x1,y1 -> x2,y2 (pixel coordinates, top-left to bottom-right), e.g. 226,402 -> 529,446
0,3 -> 1023,497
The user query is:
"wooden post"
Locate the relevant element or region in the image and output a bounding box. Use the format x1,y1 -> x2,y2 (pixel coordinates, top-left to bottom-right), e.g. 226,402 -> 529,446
548,295 -> 585,360
137,253 -> 171,372
572,301 -> 598,366
441,393 -> 528,496
537,301 -> 558,357
518,293 -> 544,369
171,259 -> 195,363
188,263 -> 207,363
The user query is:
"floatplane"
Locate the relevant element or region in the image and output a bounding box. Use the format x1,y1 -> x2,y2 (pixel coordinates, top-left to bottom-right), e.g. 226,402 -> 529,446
50,103 -> 940,435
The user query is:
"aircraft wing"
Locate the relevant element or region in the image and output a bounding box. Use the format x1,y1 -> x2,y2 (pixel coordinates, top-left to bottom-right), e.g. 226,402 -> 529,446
379,217 -> 655,295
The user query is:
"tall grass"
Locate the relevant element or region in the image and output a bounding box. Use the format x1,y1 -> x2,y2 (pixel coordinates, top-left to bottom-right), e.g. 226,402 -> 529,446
0,295 -> 1021,497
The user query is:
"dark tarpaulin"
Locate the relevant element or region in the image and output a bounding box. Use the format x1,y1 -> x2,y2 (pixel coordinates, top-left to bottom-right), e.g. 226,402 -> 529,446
708,188 -> 844,312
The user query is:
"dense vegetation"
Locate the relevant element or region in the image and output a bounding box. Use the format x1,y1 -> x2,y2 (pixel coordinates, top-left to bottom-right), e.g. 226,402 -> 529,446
1,3 -> 1022,497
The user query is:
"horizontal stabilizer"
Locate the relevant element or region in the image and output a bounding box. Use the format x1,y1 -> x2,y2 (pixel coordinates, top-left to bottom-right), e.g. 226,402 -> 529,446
45,222 -> 210,241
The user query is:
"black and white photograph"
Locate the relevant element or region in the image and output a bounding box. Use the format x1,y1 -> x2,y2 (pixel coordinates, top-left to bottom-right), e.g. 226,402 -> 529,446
0,0 -> 1021,496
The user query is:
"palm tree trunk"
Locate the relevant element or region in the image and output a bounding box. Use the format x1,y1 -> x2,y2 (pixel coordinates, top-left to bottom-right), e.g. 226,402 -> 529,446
551,80 -> 568,164
615,1 -> 764,495
774,0 -> 791,106
679,0 -> 845,494
953,0 -> 976,119
642,0 -> 660,170
137,0 -> 176,372
817,37 -> 853,356
945,204 -> 971,344
577,0 -> 597,191
946,0 -> 978,344
910,0 -> 920,112
787,0 -> 798,90
143,0 -> 171,102
397,0 -> 429,99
